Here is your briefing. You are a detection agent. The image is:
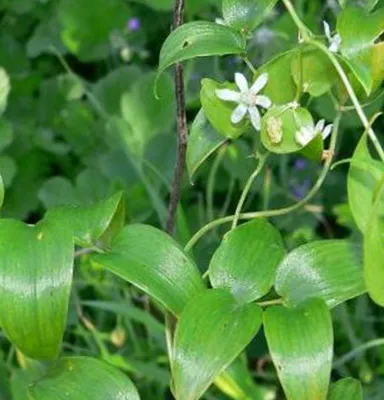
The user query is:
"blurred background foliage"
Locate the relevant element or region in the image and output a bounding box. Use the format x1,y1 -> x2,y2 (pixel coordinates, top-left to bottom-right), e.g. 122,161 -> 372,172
1,0 -> 384,399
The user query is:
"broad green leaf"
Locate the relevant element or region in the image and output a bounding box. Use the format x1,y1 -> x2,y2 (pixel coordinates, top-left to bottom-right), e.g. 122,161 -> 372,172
209,219 -> 285,303
264,299 -> 333,400
186,109 -> 226,182
28,357 -> 140,400
260,106 -> 314,154
291,47 -> 339,97
222,0 -> 278,31
172,289 -> 262,400
45,192 -> 125,249
0,68 -> 10,116
58,0 -> 131,62
256,50 -> 297,105
337,6 -> 384,93
158,21 -> 245,78
347,134 -> 384,233
0,217 -> 74,359
215,356 -> 267,400
0,155 -> 16,188
275,240 -> 365,308
339,0 -> 379,11
364,177 -> 384,306
201,79 -> 249,139
130,0 -> 173,10
93,224 -> 205,316
328,378 -> 363,400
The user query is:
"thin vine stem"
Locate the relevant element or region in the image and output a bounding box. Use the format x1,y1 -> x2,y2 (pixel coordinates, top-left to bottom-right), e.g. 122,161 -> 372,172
184,113 -> 342,252
232,153 -> 268,230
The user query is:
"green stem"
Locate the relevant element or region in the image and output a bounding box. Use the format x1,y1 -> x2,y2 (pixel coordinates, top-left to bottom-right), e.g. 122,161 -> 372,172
333,338 -> 384,369
307,39 -> 384,162
184,113 -> 342,252
256,298 -> 284,307
243,56 -> 257,74
232,153 -> 268,229
280,0 -> 311,40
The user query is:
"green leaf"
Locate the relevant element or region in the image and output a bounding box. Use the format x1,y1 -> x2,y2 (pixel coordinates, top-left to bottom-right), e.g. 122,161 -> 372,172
58,0 -> 131,62
0,68 -> 10,116
172,289 -> 262,400
256,50 -> 297,105
28,357 -> 140,400
291,47 -> 339,97
347,134 -> 384,233
328,378 -> 363,400
200,79 -> 249,139
45,192 -> 125,249
364,177 -> 384,306
209,219 -> 285,303
186,109 -> 226,182
337,6 -> 384,93
260,106 -> 314,154
0,173 -> 3,209
93,224 -> 205,316
130,0 -> 173,10
0,217 -> 74,359
264,299 -> 333,400
158,21 -> 245,79
222,0 -> 278,31
275,240 -> 365,308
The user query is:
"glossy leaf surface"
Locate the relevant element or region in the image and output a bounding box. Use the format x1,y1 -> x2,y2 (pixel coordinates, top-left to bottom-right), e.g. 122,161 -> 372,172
222,0 -> 278,31
186,109 -> 226,182
28,357 -> 140,400
173,289 -> 262,400
276,240 -> 365,308
209,219 -> 285,303
264,299 -> 333,400
94,224 -> 205,316
158,21 -> 245,78
0,217 -> 74,359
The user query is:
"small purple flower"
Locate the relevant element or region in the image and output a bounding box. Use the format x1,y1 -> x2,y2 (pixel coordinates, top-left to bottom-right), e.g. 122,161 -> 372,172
290,178 -> 311,199
128,17 -> 141,32
294,158 -> 308,171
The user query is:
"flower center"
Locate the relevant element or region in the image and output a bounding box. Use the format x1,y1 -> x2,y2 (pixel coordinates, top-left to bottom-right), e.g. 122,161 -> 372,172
240,91 -> 257,107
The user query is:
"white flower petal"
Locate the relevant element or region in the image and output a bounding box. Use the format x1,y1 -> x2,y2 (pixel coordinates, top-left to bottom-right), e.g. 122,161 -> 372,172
329,40 -> 339,53
322,124 -> 333,140
248,106 -> 261,131
235,72 -> 249,93
215,18 -> 226,25
295,126 -> 315,147
316,119 -> 325,132
216,89 -> 241,103
255,95 -> 272,109
231,103 -> 247,124
323,21 -> 332,41
250,73 -> 269,94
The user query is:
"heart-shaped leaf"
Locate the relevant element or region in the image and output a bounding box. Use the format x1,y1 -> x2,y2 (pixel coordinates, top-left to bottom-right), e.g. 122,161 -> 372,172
28,357 -> 140,400
200,78 -> 249,139
328,378 -> 363,400
158,21 -> 245,80
222,0 -> 278,32
172,289 -> 262,400
0,67 -> 10,116
93,224 -> 205,316
348,134 -> 384,233
45,191 -> 125,249
264,299 -> 333,400
337,6 -> 384,93
186,109 -> 226,182
275,240 -> 365,308
0,217 -> 74,359
209,219 -> 285,303
364,177 -> 384,306
260,106 -> 314,154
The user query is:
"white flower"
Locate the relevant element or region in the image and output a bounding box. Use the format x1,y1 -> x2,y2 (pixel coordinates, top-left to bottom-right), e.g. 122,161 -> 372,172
215,72 -> 272,131
215,18 -> 226,25
295,119 -> 333,147
323,21 -> 342,53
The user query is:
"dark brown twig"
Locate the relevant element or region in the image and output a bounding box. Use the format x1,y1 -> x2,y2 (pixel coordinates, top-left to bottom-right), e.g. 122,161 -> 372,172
165,0 -> 188,235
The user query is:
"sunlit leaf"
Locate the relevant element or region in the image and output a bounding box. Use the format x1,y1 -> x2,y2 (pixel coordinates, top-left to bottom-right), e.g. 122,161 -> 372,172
209,219 -> 285,303
0,217 -> 74,359
264,299 -> 333,400
94,224 -> 205,316
172,289 -> 262,400
275,240 -> 365,308
0,67 -> 10,116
